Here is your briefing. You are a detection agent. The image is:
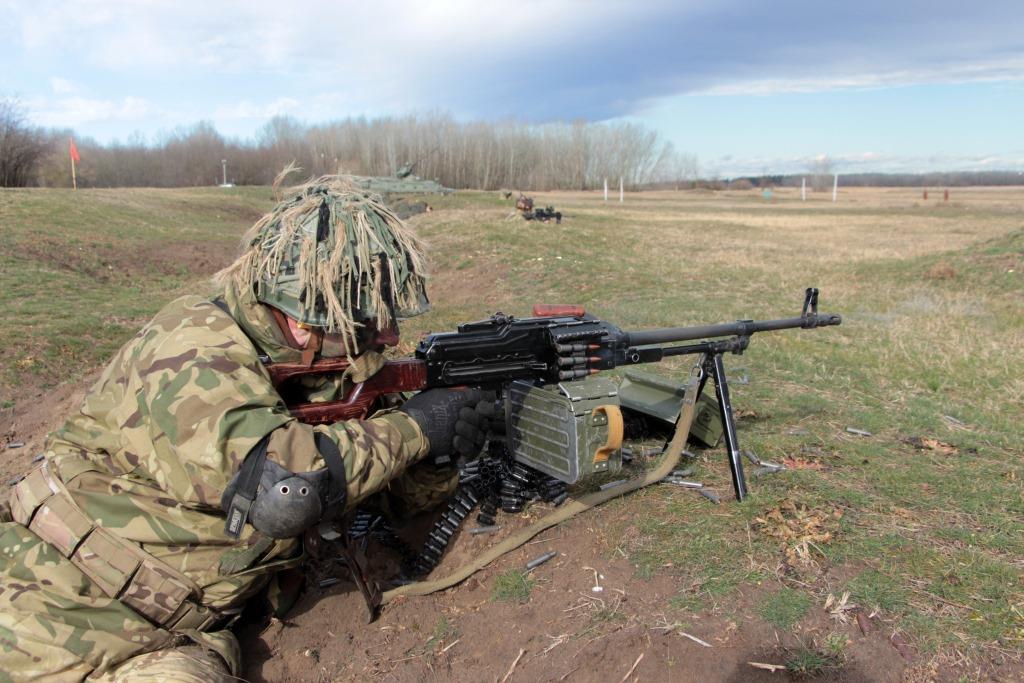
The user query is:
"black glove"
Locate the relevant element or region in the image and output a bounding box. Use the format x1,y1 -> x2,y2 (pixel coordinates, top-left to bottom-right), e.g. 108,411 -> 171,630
399,388 -> 486,460
453,393 -> 503,455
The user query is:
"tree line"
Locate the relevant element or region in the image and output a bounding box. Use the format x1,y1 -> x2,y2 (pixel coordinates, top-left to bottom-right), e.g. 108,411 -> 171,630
4,98 -> 1021,190
0,101 -> 698,191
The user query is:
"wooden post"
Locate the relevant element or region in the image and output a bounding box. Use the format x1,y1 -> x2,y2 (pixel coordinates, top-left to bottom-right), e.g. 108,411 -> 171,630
619,177 -> 624,203
832,173 -> 838,203
604,178 -> 608,201
70,138 -> 78,191
801,177 -> 806,201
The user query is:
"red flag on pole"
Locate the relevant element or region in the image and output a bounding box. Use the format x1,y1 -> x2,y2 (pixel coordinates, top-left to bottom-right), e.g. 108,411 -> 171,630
69,139 -> 81,163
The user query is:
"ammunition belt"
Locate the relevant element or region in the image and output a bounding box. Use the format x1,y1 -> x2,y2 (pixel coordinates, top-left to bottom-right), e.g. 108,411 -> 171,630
406,452 -> 568,577
10,462 -> 223,632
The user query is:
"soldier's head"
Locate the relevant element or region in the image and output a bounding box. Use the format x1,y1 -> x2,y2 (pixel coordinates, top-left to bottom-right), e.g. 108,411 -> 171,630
216,172 -> 429,356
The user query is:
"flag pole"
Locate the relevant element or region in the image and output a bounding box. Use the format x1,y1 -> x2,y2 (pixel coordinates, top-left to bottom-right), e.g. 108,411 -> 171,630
69,138 -> 78,190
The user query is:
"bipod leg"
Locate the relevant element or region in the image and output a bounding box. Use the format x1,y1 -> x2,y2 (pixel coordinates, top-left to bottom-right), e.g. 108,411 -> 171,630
707,353 -> 748,501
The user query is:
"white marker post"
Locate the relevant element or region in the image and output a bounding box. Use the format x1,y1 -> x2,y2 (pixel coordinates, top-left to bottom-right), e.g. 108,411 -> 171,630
604,178 -> 608,202
619,177 -> 624,203
801,177 -> 806,201
832,173 -> 838,203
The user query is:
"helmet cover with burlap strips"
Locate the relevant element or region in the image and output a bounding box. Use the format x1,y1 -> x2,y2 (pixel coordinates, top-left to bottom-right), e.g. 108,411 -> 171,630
216,173 -> 429,349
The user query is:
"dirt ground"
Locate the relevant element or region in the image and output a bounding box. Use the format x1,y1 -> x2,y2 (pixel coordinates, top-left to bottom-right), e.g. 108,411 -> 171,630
237,511 -> 917,683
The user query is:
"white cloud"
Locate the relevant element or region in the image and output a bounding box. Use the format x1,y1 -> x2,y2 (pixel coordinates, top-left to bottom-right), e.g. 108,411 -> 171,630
693,58 -> 1024,97
49,77 -> 77,95
212,97 -> 300,120
9,0 -> 645,72
29,95 -> 152,127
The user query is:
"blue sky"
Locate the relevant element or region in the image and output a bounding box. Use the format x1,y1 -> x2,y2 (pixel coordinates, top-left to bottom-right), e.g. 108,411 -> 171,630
1,0 -> 1022,175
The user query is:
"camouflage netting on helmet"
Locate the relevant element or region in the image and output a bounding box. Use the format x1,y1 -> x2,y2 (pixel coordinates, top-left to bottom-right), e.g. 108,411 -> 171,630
216,174 -> 429,349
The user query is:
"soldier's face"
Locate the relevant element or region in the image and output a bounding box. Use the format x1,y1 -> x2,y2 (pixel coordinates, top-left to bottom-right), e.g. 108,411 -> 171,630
285,316 -> 399,354
285,316 -> 315,348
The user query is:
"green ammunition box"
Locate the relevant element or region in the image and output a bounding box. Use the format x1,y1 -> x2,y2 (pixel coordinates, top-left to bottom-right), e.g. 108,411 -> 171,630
618,369 -> 723,447
506,376 -> 623,484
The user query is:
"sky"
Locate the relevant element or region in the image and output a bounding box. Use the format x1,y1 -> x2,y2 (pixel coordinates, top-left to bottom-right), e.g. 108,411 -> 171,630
1,0 -> 1022,176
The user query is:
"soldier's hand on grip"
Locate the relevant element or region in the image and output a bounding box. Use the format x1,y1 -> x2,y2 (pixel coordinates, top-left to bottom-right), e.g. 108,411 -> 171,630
399,388 -> 485,460
453,392 -> 501,457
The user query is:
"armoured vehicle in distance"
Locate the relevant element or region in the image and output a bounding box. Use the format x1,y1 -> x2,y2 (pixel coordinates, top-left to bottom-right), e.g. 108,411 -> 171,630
349,161 -> 453,197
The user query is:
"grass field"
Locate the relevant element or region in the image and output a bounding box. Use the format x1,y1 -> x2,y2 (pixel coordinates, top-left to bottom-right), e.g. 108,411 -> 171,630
1,184 -> 1021,677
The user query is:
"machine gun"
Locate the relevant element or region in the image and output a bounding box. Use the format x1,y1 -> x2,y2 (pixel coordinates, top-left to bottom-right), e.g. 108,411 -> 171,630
266,288 -> 841,502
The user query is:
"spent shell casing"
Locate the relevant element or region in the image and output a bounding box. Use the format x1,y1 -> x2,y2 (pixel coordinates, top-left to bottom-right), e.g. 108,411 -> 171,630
698,489 -> 721,504
599,479 -> 627,491
664,479 -> 704,488
846,427 -> 872,436
526,551 -> 558,570
742,450 -> 761,465
318,577 -> 341,588
749,466 -> 781,478
550,492 -> 569,506
671,468 -> 694,478
470,525 -> 500,535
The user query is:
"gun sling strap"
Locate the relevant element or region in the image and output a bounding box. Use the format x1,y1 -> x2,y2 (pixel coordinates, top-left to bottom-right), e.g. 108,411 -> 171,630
379,354 -> 706,604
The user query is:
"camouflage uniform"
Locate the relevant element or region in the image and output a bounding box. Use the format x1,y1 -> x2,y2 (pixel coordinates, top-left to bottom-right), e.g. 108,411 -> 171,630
0,283 -> 432,681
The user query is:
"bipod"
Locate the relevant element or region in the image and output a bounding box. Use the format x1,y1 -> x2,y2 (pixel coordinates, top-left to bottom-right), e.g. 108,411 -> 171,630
696,348 -> 749,501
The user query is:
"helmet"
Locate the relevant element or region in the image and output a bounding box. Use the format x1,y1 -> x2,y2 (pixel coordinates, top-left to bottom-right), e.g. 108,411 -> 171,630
217,174 -> 429,350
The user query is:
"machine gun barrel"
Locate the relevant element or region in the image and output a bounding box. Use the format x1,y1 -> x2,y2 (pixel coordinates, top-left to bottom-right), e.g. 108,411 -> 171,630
624,312 -> 841,347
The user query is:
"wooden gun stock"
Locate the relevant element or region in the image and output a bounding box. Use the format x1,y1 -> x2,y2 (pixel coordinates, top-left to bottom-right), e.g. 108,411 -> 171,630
267,357 -> 429,424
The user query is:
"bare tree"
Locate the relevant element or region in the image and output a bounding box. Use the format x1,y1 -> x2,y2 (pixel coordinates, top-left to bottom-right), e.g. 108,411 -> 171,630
809,155 -> 834,192
27,111 -> 699,191
0,98 -> 51,187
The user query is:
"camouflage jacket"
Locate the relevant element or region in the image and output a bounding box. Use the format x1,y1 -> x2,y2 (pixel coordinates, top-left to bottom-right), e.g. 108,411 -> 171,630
0,286 -> 430,680
40,287 -> 428,613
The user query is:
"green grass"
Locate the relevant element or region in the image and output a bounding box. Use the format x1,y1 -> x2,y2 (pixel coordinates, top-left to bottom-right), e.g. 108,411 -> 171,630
0,186 -> 275,389
2,185 -> 1022,671
425,616 -> 457,649
758,587 -> 813,630
783,632 -> 848,676
786,646 -> 840,676
491,569 -> 534,603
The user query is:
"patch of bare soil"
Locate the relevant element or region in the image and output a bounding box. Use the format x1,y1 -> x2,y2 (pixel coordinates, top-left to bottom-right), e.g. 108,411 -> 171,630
18,236 -> 236,283
0,373 -> 98,483
239,508 -> 914,683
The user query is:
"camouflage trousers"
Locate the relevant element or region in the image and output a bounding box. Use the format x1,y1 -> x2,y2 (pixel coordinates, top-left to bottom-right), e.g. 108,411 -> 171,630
0,461 -> 456,681
0,521 -> 240,682
380,460 -> 459,520
95,646 -> 233,682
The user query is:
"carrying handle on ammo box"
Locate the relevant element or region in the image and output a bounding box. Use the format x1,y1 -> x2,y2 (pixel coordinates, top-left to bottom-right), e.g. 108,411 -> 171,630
590,405 -> 624,464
